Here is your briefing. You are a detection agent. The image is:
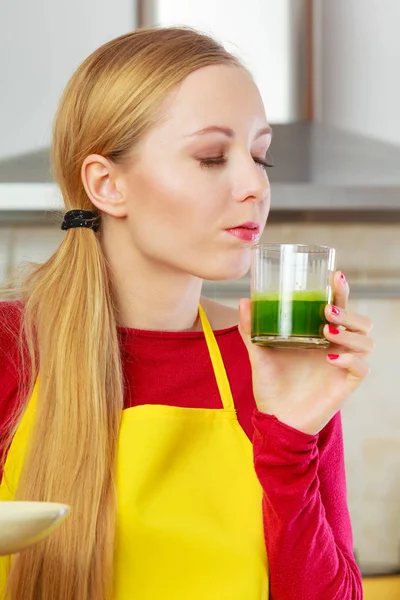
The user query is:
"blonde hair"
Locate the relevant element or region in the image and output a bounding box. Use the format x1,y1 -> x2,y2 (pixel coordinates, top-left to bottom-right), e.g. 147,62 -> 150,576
1,27 -> 241,599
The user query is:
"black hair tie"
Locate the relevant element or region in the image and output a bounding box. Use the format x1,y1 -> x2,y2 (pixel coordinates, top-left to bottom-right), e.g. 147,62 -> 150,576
61,210 -> 100,232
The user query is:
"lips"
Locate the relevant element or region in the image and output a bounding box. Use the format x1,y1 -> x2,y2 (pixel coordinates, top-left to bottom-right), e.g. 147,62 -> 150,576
237,222 -> 260,231
226,222 -> 261,242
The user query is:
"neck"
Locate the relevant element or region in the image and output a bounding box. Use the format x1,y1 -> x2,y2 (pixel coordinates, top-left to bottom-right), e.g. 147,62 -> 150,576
102,236 -> 203,332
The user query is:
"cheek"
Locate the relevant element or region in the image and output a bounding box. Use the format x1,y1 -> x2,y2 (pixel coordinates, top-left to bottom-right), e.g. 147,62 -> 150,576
125,177 -> 186,235
261,189 -> 271,222
127,163 -> 222,227
123,172 -> 202,257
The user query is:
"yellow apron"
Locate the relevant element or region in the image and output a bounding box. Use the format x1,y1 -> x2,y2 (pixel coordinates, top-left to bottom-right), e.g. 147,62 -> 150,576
0,306 -> 268,598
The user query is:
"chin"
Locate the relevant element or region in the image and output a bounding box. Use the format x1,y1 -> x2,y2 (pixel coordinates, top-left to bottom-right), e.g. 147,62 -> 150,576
198,251 -> 251,282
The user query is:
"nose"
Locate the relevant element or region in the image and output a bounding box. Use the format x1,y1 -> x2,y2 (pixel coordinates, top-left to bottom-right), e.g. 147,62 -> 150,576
232,157 -> 271,205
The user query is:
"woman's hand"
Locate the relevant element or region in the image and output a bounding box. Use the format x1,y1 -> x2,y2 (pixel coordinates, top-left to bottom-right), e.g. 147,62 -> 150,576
238,271 -> 374,435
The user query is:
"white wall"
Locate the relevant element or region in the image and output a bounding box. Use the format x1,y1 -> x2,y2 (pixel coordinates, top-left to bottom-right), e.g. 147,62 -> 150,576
0,0 -> 136,160
314,0 -> 400,146
155,0 -> 299,124
4,0 -> 399,160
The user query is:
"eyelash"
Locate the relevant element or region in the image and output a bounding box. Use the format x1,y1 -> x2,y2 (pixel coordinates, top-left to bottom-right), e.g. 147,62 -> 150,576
199,153 -> 274,172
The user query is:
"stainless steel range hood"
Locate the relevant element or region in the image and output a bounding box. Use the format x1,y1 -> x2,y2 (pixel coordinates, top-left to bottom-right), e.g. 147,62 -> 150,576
267,121 -> 400,212
1,120 -> 399,208
1,120 -> 400,192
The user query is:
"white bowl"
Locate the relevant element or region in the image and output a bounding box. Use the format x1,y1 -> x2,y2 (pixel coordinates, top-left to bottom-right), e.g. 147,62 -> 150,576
0,501 -> 70,555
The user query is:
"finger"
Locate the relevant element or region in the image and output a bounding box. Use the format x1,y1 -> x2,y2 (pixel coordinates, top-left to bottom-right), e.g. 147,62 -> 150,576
325,304 -> 373,335
331,271 -> 349,310
324,324 -> 375,353
326,352 -> 370,382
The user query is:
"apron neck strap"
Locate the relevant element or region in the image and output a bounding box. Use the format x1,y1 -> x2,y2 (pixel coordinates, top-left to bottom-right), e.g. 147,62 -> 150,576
198,305 -> 235,412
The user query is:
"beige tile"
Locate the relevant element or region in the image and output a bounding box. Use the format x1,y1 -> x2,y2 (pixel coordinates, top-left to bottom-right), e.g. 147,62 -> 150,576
363,438 -> 400,501
262,223 -> 400,284
342,298 -> 400,438
338,296 -> 400,572
10,226 -> 63,268
0,228 -> 12,285
356,499 -> 400,574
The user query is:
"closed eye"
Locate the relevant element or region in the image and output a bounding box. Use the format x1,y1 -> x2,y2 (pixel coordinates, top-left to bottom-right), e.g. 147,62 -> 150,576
199,156 -> 228,168
256,150 -> 274,170
199,150 -> 274,171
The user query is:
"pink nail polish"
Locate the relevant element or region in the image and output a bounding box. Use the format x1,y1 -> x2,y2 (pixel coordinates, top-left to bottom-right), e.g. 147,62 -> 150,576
328,325 -> 340,335
340,272 -> 347,284
328,354 -> 340,360
331,305 -> 340,316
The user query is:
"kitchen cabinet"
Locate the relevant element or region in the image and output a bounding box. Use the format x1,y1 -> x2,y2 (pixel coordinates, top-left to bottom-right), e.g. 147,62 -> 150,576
363,575 -> 400,599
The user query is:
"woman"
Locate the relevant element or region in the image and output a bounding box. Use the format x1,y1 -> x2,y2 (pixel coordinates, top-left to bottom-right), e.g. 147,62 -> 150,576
0,26 -> 374,599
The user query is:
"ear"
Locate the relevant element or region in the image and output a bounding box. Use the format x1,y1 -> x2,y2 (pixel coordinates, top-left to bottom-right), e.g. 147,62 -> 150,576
81,154 -> 127,218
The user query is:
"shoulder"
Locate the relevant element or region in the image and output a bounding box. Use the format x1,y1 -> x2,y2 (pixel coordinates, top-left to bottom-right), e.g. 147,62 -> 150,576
200,296 -> 239,330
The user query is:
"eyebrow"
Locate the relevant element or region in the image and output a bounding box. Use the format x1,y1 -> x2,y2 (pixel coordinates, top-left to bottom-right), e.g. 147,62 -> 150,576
186,125 -> 272,139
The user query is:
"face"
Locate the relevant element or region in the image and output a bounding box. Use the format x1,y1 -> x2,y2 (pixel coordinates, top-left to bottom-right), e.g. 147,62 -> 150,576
116,64 -> 271,281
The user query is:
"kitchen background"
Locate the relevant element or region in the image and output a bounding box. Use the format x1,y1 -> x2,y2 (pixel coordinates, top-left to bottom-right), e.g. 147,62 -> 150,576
1,0 -> 400,595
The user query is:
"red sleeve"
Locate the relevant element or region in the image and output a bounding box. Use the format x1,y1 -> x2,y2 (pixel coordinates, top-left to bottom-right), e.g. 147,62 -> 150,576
0,301 -> 25,478
252,410 -> 362,600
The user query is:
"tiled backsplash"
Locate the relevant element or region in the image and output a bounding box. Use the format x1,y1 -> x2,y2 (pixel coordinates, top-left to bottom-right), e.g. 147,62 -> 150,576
1,221 -> 400,288
0,219 -> 400,574
0,225 -> 63,285
0,229 -> 11,285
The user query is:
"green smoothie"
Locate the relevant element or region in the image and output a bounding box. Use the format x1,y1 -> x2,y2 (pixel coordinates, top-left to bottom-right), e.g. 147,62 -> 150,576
251,290 -> 329,339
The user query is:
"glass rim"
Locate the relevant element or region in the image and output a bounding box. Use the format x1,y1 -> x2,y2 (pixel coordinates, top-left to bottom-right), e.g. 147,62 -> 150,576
251,243 -> 334,254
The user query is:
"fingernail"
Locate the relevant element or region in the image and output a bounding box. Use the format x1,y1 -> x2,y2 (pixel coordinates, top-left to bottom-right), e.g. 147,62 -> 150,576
328,325 -> 340,335
340,272 -> 347,284
328,354 -> 340,360
331,305 -> 340,316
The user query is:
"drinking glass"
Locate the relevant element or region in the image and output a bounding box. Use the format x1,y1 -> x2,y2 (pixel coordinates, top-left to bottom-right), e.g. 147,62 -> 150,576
251,244 -> 336,349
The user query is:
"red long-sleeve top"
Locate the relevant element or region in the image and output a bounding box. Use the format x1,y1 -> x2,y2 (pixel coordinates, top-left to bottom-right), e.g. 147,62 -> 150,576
0,301 -> 362,599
